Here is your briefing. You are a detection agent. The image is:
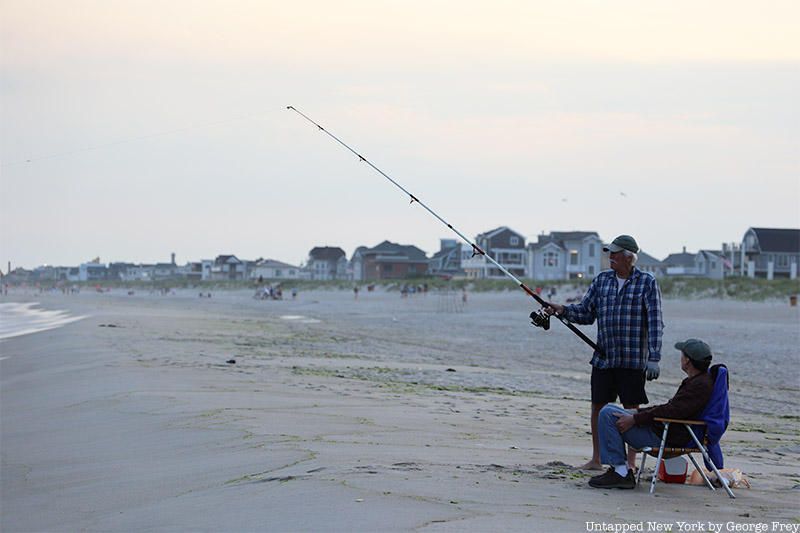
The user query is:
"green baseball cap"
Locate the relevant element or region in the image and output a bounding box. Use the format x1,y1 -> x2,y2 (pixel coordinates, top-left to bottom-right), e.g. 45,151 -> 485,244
674,338 -> 713,362
603,234 -> 639,254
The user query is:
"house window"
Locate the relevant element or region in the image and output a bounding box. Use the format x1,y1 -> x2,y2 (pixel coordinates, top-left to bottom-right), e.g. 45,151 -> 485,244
589,243 -> 595,258
709,262 -> 715,271
383,264 -> 393,272
777,255 -> 789,267
510,236 -> 519,246
275,269 -> 282,277
543,252 -> 558,267
409,265 -> 416,273
570,251 -> 578,265
588,265 -> 595,276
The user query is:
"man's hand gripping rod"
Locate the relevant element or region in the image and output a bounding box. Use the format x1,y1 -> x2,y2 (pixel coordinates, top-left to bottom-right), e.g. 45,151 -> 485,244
287,106 -> 603,357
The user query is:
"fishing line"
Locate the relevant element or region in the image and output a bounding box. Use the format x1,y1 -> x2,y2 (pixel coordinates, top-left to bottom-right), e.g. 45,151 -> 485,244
287,105 -> 602,356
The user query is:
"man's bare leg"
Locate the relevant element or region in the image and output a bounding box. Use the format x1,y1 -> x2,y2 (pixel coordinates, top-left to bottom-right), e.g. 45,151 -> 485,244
622,403 -> 639,470
580,402 -> 605,470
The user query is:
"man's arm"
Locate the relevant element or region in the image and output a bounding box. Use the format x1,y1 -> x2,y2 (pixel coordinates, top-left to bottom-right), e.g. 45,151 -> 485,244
560,280 -> 598,325
645,277 -> 663,363
633,378 -> 710,426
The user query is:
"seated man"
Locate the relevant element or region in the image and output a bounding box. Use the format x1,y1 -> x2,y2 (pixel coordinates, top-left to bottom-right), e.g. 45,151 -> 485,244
588,338 -> 714,489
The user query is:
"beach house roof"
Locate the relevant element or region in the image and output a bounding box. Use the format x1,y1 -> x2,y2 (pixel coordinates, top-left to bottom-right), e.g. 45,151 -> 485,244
663,250 -> 696,267
636,250 -> 664,267
529,231 -> 600,250
365,240 -> 427,261
747,228 -> 800,253
309,247 -> 346,261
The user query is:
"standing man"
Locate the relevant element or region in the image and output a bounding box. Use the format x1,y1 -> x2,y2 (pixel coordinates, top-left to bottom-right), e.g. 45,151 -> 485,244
545,234 -> 663,470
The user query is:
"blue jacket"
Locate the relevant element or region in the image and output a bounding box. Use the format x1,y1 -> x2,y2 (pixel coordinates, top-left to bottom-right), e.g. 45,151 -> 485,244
691,364 -> 729,468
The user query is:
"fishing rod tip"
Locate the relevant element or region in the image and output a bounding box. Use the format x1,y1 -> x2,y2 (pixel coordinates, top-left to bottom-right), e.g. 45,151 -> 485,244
286,105 -> 295,110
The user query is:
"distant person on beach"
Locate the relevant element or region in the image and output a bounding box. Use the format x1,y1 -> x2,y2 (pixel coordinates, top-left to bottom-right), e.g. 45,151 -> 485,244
587,339 -> 714,489
353,285 -> 359,300
544,234 -> 663,471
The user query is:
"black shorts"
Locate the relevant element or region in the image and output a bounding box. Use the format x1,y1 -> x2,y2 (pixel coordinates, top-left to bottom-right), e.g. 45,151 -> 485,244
591,367 -> 648,406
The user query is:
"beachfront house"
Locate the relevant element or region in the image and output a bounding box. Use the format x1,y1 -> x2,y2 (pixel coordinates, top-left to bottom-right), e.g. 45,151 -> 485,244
307,246 -> 347,280
78,261 -> 109,281
249,259 -> 301,280
175,262 -> 203,281
527,231 -> 603,280
461,242 -> 487,279
740,227 -> 800,279
348,246 -> 367,281
473,227 -> 526,279
152,262 -> 179,280
663,247 -> 698,276
352,240 -> 429,280
120,264 -> 153,281
428,239 -> 463,278
695,250 -> 727,280
3,267 -> 33,284
30,265 -> 69,282
636,251 -> 666,277
208,255 -> 246,281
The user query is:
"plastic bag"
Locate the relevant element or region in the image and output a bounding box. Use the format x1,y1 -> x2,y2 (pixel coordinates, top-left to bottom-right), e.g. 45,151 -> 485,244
687,467 -> 751,488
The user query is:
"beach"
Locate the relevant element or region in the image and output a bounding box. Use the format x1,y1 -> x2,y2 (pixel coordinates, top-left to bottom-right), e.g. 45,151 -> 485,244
1,288 -> 798,532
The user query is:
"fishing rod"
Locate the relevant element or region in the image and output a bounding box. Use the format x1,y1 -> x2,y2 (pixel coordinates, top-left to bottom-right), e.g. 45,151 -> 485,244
287,106 -> 603,357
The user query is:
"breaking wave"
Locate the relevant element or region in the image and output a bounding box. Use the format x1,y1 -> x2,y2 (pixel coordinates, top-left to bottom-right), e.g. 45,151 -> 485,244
0,302 -> 86,340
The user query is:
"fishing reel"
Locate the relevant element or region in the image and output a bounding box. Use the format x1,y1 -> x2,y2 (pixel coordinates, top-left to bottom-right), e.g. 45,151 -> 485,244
529,308 -> 551,330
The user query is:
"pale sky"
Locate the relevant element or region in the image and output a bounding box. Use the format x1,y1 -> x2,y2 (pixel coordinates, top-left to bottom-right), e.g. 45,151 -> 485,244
2,0 -> 799,270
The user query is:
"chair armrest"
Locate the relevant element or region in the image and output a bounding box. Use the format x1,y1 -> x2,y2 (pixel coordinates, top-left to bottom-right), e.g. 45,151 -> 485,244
653,417 -> 706,425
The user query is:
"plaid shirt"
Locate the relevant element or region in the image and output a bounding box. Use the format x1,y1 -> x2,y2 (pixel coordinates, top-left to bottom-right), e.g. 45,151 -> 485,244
563,267 -> 663,369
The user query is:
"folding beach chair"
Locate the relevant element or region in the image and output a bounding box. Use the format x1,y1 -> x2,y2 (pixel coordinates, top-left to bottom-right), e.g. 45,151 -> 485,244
636,364 -> 735,499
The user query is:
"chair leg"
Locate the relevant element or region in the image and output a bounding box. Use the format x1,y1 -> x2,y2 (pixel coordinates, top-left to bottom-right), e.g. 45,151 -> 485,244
650,423 -> 670,495
686,453 -> 715,491
684,425 -> 736,499
637,448 -> 649,484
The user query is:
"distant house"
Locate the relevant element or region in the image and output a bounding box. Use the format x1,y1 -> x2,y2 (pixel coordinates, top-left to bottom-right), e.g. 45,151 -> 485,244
30,265 -> 62,282
152,262 -> 179,280
352,240 -> 428,280
308,247 -> 347,280
79,261 -> 109,282
695,250 -> 727,280
527,231 -> 603,280
4,267 -> 33,284
663,247 -> 698,276
121,264 -> 154,281
473,226 -> 526,279
178,262 -> 205,281
740,227 -> 800,279
108,262 -> 135,281
211,255 -> 246,280
250,259 -> 301,280
428,239 -> 463,277
636,251 -> 666,277
348,246 -> 368,281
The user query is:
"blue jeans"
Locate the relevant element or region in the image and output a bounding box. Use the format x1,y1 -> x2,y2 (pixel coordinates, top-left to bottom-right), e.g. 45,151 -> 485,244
598,404 -> 663,466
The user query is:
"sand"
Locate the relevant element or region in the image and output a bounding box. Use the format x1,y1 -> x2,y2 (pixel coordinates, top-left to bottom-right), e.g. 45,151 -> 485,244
1,288 -> 798,532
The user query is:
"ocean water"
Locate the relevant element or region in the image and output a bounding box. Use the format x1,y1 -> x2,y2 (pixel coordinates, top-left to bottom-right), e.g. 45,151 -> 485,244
0,302 -> 86,341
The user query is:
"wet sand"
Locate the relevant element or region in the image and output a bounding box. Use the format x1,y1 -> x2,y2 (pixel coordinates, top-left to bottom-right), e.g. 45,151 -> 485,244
1,288 -> 798,531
